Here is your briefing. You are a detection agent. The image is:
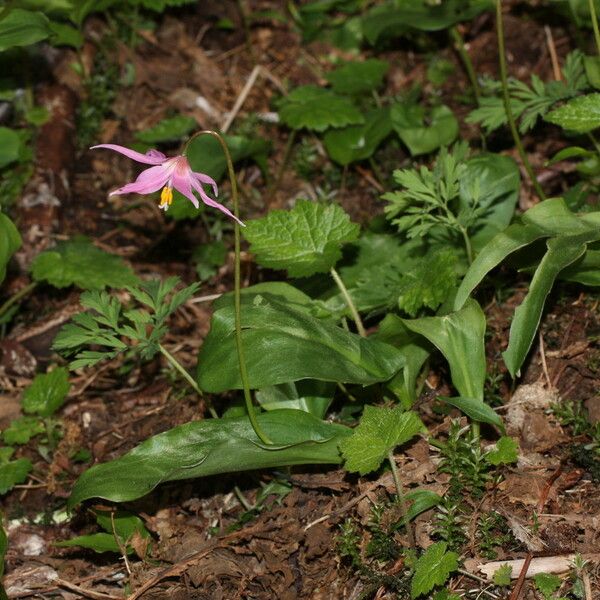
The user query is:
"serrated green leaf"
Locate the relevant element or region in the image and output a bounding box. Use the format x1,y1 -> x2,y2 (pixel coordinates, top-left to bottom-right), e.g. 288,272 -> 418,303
325,59 -> 389,95
391,103 -> 458,156
244,200 -> 360,277
31,238 -> 138,290
0,212 -> 21,285
545,93 -> 600,133
0,457 -> 32,494
492,564 -> 513,587
340,405 -> 425,475
0,9 -> 50,50
403,299 -> 486,401
68,409 -> 350,507
135,115 -> 197,144
323,107 -> 393,165
3,416 -> 44,445
22,368 -> 70,418
411,542 -> 458,598
486,436 -> 518,465
534,572 -> 562,597
197,292 -> 405,392
438,396 -> 503,429
279,85 -> 364,131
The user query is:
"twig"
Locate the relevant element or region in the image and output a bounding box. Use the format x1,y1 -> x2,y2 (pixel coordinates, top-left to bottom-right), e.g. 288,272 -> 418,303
55,579 -> 122,600
538,331 -> 552,388
544,26 -> 562,81
221,65 -> 262,133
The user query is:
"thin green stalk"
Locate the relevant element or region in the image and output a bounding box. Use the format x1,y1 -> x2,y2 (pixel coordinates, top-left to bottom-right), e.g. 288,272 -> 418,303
0,281 -> 37,321
458,225 -> 474,265
450,26 -> 480,103
496,0 -> 546,201
330,267 -> 366,338
589,0 -> 600,58
270,129 -> 297,201
158,343 -> 218,419
387,450 -> 416,550
185,130 -> 272,445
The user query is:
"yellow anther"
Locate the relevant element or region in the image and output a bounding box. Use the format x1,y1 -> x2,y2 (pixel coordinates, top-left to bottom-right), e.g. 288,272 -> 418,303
159,186 -> 173,208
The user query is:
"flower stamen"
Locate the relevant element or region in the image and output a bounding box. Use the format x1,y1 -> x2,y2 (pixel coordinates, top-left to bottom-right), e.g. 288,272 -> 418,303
159,186 -> 173,211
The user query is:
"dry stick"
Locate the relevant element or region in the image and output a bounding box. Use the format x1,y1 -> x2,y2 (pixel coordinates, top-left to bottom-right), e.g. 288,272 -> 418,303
496,0 -> 547,201
538,331 -> 552,388
55,579 -> 122,600
544,26 -> 562,81
221,65 -> 262,133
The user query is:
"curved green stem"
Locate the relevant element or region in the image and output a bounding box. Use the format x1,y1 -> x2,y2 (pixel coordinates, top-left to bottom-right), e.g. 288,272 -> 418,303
450,26 -> 480,104
496,0 -> 546,201
458,225 -> 474,265
0,281 -> 37,321
330,267 -> 366,338
589,0 -> 600,58
185,130 -> 272,445
387,450 -> 416,550
158,343 -> 218,419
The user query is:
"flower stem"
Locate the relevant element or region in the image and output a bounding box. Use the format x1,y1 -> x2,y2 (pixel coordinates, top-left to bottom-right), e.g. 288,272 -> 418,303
387,450 -> 416,550
450,26 -> 480,104
269,129 -> 297,201
496,0 -> 546,201
330,267 -> 366,338
589,0 -> 600,58
158,343 -> 218,419
192,130 -> 272,445
458,225 -> 474,265
0,281 -> 37,321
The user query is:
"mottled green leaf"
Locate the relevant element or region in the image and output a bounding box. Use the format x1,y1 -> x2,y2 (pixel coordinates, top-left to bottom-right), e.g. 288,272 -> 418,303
22,368 -> 70,418
546,93 -> 600,132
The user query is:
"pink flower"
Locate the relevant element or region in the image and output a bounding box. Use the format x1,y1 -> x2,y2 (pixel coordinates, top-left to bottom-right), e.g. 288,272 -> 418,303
91,144 -> 243,225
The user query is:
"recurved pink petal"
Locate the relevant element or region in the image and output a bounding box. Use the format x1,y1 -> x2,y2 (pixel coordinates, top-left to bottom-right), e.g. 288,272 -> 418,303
172,171 -> 199,209
109,165 -> 170,196
91,144 -> 166,165
191,178 -> 244,226
194,172 -> 219,197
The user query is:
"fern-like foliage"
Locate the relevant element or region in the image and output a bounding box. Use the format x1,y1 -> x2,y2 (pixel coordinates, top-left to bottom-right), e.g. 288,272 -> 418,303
53,277 -> 199,369
467,50 -> 588,133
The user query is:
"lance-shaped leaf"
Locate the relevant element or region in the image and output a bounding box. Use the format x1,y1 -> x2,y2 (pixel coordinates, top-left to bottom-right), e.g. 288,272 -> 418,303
545,93 -> 600,133
196,293 -> 405,392
340,405 -> 425,475
278,85 -> 364,132
68,409 -> 350,507
0,213 -> 21,285
244,200 -> 360,277
402,299 -> 486,400
503,232 -> 600,376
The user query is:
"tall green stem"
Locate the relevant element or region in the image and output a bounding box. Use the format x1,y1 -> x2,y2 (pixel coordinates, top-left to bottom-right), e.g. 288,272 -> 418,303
0,281 -> 37,321
458,225 -> 474,265
496,0 -> 546,201
589,0 -> 600,58
387,450 -> 416,550
158,343 -> 218,419
330,267 -> 366,338
185,131 -> 272,445
450,26 -> 480,103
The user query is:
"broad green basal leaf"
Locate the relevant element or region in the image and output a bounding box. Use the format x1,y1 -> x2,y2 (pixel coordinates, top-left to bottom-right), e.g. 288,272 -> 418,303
391,103 -> 458,156
323,107 -> 393,165
403,299 -> 486,400
325,59 -> 389,95
503,231 -> 600,377
0,9 -> 50,50
255,380 -> 335,419
278,85 -> 364,132
438,396 -> 503,429
340,405 -> 425,475
0,213 -> 21,285
196,293 -> 405,392
68,409 -> 350,507
30,237 -> 138,290
244,200 -> 360,277
545,93 -> 600,133
135,115 -> 197,144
